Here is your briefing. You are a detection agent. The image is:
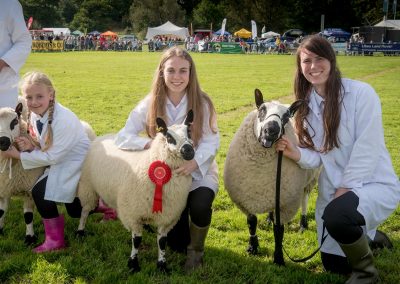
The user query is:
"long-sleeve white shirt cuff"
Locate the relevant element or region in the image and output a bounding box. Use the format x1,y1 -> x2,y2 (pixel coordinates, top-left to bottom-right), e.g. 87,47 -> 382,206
297,147 -> 321,169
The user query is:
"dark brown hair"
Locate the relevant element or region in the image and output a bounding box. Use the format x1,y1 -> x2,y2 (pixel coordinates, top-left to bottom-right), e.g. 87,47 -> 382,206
294,35 -> 343,152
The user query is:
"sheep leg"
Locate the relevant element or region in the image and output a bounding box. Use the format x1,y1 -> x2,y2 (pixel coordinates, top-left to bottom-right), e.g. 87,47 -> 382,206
76,209 -> 90,237
156,231 -> 169,273
0,197 -> 10,235
246,214 -> 259,255
299,190 -> 309,232
273,223 -> 285,266
266,212 -> 274,226
23,196 -> 37,245
128,232 -> 142,273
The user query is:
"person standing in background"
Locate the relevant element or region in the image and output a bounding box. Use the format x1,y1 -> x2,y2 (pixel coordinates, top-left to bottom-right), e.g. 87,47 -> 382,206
0,0 -> 32,108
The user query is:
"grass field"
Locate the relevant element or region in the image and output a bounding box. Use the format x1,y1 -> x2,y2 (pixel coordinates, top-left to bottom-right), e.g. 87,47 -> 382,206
1,51 -> 399,283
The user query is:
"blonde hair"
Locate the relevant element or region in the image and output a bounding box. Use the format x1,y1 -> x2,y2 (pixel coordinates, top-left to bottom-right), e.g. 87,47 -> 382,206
20,71 -> 56,151
146,46 -> 217,146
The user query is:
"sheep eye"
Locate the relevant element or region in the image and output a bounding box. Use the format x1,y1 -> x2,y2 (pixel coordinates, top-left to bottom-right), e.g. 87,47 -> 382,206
166,133 -> 177,145
10,118 -> 18,130
258,105 -> 267,120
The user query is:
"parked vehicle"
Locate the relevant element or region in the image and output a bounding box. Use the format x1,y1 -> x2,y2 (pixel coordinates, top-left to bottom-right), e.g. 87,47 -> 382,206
282,29 -> 306,42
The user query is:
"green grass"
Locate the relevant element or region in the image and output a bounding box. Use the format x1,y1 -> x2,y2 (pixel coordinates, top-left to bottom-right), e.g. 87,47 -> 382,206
1,51 -> 399,283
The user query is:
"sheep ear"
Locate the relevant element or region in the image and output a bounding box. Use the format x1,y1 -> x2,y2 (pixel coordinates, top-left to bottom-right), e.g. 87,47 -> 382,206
156,117 -> 168,135
184,109 -> 193,126
255,89 -> 264,109
288,100 -> 304,117
15,103 -> 23,118
282,100 -> 304,126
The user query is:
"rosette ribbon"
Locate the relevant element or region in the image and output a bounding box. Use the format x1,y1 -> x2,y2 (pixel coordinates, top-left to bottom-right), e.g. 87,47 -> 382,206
148,161 -> 172,213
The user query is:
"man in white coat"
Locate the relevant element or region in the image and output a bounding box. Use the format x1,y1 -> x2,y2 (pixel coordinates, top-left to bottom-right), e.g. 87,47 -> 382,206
0,0 -> 32,108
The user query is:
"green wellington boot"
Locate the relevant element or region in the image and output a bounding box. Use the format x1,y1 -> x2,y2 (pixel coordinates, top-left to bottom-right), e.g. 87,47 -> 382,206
184,223 -> 209,273
339,234 -> 379,284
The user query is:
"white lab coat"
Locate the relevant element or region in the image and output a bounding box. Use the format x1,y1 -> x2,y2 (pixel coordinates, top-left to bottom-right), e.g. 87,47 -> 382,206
115,94 -> 220,193
20,102 -> 90,203
297,78 -> 400,256
0,0 -> 32,108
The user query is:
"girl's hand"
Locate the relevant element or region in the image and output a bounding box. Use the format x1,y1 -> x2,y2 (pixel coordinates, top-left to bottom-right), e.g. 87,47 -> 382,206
0,146 -> 21,160
334,187 -> 350,199
144,140 -> 153,149
175,159 -> 198,176
275,135 -> 301,162
15,136 -> 35,152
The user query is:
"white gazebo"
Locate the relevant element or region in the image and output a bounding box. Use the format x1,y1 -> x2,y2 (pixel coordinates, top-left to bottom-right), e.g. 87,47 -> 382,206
145,21 -> 190,40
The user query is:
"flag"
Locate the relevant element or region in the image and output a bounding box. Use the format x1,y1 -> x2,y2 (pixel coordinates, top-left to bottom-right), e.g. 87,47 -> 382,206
383,0 -> 389,13
221,18 -> 227,37
251,20 -> 257,39
261,25 -> 266,34
27,17 -> 33,30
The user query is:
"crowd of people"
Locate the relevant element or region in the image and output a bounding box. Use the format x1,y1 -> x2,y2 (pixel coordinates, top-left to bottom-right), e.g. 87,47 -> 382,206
30,31 -> 143,52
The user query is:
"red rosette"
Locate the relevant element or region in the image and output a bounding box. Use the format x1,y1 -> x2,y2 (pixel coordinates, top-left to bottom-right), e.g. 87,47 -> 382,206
148,161 -> 172,213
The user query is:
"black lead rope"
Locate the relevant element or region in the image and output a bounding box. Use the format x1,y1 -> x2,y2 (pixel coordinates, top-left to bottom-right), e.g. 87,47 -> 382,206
273,116 -> 327,265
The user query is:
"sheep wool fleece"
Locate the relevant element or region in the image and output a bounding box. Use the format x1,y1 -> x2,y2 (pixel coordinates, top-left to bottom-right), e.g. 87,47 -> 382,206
77,133 -> 192,235
224,110 -> 318,223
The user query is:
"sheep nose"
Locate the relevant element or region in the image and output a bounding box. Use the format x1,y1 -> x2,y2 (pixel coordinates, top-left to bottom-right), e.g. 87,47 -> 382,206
0,137 -> 11,151
265,121 -> 280,137
180,144 -> 195,160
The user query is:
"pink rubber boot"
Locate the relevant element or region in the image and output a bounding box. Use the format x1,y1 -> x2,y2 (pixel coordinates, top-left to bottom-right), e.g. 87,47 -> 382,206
95,198 -> 117,221
33,215 -> 66,253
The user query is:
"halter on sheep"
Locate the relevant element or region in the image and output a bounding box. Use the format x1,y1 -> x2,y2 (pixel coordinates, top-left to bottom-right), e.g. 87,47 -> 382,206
76,110 -> 195,273
224,89 -> 318,265
0,102 -> 44,245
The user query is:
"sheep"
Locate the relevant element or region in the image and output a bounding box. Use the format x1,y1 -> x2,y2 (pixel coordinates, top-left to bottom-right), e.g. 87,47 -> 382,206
224,89 -> 319,261
0,102 -> 45,245
76,110 -> 195,273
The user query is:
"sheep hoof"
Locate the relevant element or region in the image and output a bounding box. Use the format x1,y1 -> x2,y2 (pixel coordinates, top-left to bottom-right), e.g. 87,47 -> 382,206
299,215 -> 308,232
247,235 -> 259,255
157,261 -> 170,274
75,230 -> 86,238
24,234 -> 37,246
128,257 -> 140,273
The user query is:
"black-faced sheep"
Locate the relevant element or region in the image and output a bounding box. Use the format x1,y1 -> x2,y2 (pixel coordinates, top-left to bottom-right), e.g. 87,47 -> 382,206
0,102 -> 44,245
77,110 -> 195,273
224,89 -> 319,261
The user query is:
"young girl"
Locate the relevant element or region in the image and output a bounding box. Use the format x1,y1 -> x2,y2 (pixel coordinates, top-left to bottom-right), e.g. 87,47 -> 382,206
275,35 -> 400,283
1,71 -> 90,253
115,46 -> 219,271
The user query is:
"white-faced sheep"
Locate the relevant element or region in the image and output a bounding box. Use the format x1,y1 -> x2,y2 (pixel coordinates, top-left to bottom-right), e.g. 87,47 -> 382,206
77,110 -> 195,273
224,89 -> 319,264
0,102 -> 45,245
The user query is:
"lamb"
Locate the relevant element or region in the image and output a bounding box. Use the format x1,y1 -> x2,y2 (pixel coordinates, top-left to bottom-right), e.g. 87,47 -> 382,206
224,89 -> 319,261
0,102 -> 45,245
76,110 -> 195,273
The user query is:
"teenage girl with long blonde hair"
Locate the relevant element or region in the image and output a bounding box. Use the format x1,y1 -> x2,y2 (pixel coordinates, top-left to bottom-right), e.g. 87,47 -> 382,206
115,46 -> 219,271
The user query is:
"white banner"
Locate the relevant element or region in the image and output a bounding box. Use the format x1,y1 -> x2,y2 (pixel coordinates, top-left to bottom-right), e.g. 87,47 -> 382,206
221,18 -> 227,37
251,20 -> 257,39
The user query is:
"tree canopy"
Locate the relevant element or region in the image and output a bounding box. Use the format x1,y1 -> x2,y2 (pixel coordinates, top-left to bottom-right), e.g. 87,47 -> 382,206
20,0 -> 397,37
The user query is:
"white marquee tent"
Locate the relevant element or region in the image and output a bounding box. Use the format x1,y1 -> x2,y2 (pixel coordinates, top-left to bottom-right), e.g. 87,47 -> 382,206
374,19 -> 400,29
43,28 -> 71,36
145,21 -> 189,40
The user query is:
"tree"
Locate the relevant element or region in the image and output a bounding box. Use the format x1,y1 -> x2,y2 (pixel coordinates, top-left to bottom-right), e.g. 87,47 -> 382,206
70,0 -> 115,32
129,0 -> 186,38
20,0 -> 62,28
192,0 -> 224,29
